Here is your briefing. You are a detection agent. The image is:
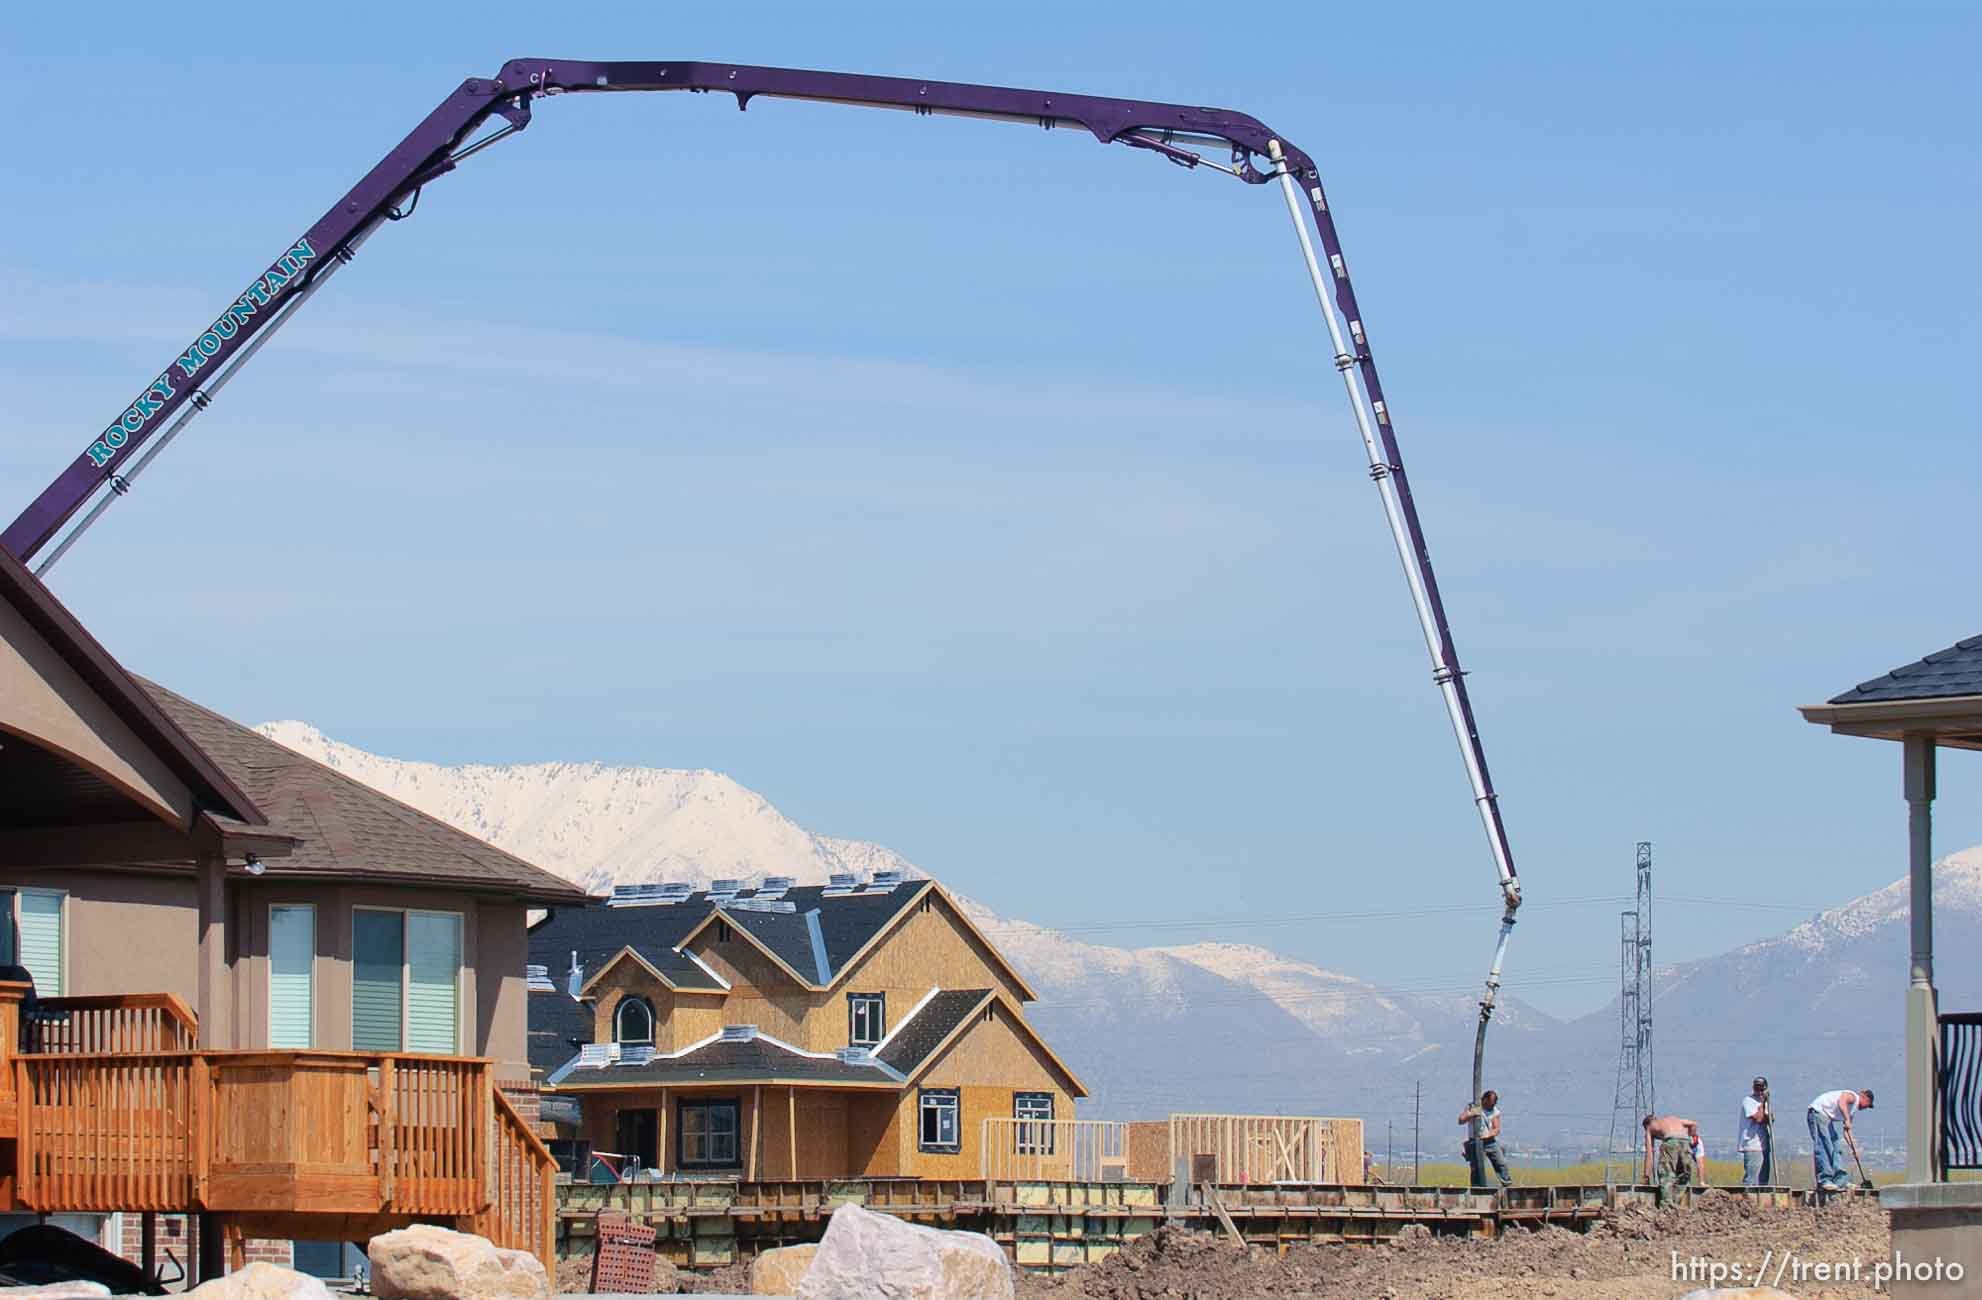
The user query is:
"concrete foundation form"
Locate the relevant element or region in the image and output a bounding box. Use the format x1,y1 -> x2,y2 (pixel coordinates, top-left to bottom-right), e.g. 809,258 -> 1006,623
558,1178 -> 1812,1274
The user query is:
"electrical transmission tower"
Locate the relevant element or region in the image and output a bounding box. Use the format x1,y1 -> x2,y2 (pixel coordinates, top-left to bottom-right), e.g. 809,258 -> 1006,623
1604,842 -> 1655,1184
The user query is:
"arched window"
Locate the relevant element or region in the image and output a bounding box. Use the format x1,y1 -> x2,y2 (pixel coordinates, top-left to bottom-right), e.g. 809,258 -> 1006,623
614,996 -> 655,1046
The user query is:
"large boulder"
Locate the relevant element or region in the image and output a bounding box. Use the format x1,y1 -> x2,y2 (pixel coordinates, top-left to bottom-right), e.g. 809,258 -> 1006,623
751,1243 -> 818,1295
368,1225 -> 550,1300
183,1263 -> 333,1300
795,1203 -> 1011,1300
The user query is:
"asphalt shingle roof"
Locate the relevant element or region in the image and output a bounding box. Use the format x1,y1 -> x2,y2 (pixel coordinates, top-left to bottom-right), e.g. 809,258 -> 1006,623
141,680 -> 592,904
558,1032 -> 897,1087
528,883 -> 926,990
877,988 -> 992,1074
1829,634 -> 1982,705
528,991 -> 596,1075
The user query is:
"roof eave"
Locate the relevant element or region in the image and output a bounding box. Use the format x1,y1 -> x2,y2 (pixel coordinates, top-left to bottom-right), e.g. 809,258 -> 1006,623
0,556 -> 265,825
550,1074 -> 901,1092
252,864 -> 595,905
1798,695 -> 1982,750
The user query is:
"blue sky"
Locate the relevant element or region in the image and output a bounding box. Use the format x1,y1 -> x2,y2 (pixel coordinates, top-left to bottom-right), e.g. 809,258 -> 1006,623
2,2 -> 1975,1017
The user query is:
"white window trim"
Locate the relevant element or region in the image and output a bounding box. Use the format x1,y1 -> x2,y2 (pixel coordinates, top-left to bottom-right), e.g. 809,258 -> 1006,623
614,996 -> 655,1046
16,888 -> 68,998
352,905 -> 465,1055
267,902 -> 317,1049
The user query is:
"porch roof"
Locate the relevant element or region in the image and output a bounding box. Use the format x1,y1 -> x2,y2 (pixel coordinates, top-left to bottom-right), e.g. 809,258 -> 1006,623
549,1028 -> 903,1090
1799,632 -> 1982,751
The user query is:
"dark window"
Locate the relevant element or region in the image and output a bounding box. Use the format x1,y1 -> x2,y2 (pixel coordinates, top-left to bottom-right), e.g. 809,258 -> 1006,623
614,996 -> 655,1045
617,1107 -> 658,1171
1015,1092 -> 1055,1153
848,993 -> 886,1047
918,1088 -> 960,1153
679,1098 -> 741,1169
717,921 -> 732,943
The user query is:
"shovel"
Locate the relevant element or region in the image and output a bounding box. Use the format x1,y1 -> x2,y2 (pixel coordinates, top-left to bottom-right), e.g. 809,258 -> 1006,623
1849,1144 -> 1876,1193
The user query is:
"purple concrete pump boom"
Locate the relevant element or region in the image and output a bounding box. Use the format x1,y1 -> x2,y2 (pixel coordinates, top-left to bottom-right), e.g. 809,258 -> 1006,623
4,59 -> 1522,1172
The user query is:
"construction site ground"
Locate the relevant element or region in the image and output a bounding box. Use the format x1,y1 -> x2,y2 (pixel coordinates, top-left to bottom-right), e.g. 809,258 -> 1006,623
1015,1188 -> 1890,1300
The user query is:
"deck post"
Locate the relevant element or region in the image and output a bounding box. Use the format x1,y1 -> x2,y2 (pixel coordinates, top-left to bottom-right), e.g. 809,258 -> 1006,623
789,1087 -> 798,1179
751,1085 -> 762,1181
140,1212 -> 155,1277
1903,734 -> 1939,1184
196,1213 -> 223,1281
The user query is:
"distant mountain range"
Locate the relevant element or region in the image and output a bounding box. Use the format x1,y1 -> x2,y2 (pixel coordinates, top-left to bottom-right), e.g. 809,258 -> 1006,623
258,720 -> 1962,1157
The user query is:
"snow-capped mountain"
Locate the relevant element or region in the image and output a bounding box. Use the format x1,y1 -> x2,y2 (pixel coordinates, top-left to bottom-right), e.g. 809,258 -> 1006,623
256,721 -> 921,895
253,721 -> 1969,1140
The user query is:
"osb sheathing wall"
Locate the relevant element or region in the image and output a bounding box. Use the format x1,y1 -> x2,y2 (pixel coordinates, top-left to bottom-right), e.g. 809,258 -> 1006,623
895,1001 -> 1077,1179
682,933 -> 814,1044
582,1085 -> 891,1180
664,888 -> 1030,1056
1126,1121 -> 1171,1182
590,966 -> 725,1053
830,896 -> 1031,1029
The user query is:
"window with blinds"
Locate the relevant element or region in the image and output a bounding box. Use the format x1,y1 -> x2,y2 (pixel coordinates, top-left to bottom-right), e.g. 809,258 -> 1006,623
406,911 -> 462,1054
18,891 -> 64,997
353,909 -> 406,1052
353,908 -> 462,1055
269,905 -> 315,1048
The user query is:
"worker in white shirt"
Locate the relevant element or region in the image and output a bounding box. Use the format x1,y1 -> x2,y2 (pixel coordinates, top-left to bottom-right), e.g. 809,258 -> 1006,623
1807,1087 -> 1873,1191
1739,1077 -> 1773,1186
1457,1090 -> 1512,1189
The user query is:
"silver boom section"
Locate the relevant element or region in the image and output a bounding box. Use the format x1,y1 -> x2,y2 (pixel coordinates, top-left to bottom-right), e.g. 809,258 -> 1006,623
1267,139 -> 1521,1182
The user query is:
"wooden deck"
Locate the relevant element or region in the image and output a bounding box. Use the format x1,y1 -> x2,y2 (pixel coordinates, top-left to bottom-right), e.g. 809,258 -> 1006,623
0,982 -> 555,1272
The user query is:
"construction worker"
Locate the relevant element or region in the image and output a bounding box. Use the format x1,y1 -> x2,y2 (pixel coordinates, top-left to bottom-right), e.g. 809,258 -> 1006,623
1740,1077 -> 1774,1186
1807,1087 -> 1873,1190
1641,1114 -> 1701,1193
1457,1090 -> 1512,1189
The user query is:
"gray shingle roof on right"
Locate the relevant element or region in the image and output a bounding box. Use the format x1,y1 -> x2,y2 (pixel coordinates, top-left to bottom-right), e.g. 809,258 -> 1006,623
877,989 -> 993,1074
1829,634 -> 1982,705
528,990 -> 596,1075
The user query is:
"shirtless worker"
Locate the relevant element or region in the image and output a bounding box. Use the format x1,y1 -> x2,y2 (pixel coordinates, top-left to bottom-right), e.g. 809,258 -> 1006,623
1642,1113 -> 1702,1193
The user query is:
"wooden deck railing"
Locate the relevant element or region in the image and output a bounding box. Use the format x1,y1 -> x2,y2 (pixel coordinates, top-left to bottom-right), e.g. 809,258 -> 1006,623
376,1055 -> 486,1215
477,1086 -> 558,1270
12,1046 -> 555,1269
16,1053 -> 198,1211
0,990 -> 554,1271
29,993 -> 198,1055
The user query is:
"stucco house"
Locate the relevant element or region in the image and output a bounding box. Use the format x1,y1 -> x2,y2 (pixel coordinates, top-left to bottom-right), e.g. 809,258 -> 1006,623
0,548 -> 588,1276
529,874 -> 1086,1181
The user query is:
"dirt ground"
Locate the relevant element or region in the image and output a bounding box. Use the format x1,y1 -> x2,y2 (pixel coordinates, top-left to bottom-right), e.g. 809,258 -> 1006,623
1016,1190 -> 1893,1300
556,1249 -> 750,1294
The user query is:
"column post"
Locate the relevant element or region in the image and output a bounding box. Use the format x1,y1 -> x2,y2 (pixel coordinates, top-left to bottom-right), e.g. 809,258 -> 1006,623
1903,733 -> 1938,1184
195,853 -> 231,1050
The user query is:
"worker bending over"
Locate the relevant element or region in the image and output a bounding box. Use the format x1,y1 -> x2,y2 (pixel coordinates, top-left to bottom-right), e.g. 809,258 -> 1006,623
1642,1114 -> 1702,1193
1807,1088 -> 1873,1191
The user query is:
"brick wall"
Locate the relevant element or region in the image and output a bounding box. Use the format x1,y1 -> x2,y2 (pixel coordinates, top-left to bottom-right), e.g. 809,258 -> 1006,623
113,1213 -> 292,1284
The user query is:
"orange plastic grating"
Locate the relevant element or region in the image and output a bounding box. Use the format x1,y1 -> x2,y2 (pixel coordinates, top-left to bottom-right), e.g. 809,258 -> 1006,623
590,1210 -> 657,1293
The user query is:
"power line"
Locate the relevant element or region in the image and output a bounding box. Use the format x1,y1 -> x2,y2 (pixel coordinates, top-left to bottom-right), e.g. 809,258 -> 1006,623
976,891 -> 1836,943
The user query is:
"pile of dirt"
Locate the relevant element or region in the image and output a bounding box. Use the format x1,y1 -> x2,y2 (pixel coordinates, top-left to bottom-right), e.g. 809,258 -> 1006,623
1017,1191 -> 1892,1300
